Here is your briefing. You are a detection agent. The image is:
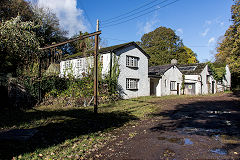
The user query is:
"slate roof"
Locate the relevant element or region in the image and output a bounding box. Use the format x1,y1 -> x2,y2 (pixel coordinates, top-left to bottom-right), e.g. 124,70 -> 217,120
177,63 -> 207,75
63,42 -> 150,60
148,63 -> 207,77
149,64 -> 175,78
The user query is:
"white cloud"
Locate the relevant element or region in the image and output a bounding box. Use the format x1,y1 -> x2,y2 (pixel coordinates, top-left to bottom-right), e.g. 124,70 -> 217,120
137,17 -> 160,35
208,37 -> 215,45
205,20 -> 212,25
201,28 -> 210,37
143,21 -> 156,33
37,0 -> 89,37
176,28 -> 183,35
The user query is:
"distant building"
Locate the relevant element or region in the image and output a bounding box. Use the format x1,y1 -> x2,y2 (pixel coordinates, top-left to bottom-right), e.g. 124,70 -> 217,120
217,65 -> 231,92
178,63 -> 217,95
149,63 -> 182,96
149,61 -> 217,96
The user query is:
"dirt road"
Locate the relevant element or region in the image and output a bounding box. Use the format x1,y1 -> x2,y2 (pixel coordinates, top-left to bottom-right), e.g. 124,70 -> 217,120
90,93 -> 240,159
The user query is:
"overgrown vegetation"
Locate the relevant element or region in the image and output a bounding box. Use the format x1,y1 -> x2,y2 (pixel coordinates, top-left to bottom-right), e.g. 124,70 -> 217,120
207,62 -> 226,82
0,94 -> 194,159
216,0 -> 240,88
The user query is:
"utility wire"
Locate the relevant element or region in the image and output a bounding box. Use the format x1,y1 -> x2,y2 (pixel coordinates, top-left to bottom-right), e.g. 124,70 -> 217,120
101,0 -> 160,23
189,46 -> 215,47
101,0 -> 180,28
78,0 -> 95,32
101,0 -> 169,25
102,37 -> 129,43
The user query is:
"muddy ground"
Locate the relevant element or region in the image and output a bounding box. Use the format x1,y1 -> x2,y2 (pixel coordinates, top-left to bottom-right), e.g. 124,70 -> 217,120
89,93 -> 240,160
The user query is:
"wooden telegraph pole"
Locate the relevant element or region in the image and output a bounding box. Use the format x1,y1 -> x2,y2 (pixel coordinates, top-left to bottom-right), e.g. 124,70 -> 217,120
39,26 -> 101,113
94,19 -> 99,114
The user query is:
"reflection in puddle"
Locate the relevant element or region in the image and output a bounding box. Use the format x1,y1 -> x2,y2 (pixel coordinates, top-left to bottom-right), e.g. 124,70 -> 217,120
184,138 -> 193,145
225,120 -> 231,126
207,111 -> 232,114
178,127 -> 222,135
158,137 -> 193,145
210,148 -> 227,155
213,134 -> 240,144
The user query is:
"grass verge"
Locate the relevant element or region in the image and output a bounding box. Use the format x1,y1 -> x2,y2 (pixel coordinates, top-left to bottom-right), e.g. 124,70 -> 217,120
0,93 -> 223,159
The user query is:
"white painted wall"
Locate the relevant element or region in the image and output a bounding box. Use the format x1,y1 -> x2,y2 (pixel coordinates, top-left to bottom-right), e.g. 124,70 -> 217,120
150,66 -> 182,97
116,45 -> 150,99
150,78 -> 161,96
184,75 -> 201,95
60,44 -> 150,99
60,56 -> 94,78
200,65 -> 217,94
223,65 -> 231,90
200,65 -> 209,94
160,66 -> 182,96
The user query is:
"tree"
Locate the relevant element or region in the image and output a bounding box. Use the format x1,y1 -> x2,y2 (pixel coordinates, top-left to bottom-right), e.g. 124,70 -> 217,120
139,26 -> 198,66
0,0 -> 33,22
68,31 -> 94,56
177,46 -> 199,64
0,16 -> 40,74
31,5 -> 67,47
216,0 -> 240,88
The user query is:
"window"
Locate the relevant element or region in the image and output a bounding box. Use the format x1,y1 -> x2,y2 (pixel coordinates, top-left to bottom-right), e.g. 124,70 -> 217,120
126,78 -> 138,90
126,56 -> 138,68
206,75 -> 210,84
165,79 -> 167,87
65,61 -> 70,69
170,81 -> 176,91
76,59 -> 82,68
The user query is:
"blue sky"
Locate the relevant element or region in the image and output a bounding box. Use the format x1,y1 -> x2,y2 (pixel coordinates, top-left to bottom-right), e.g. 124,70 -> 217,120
33,0 -> 233,62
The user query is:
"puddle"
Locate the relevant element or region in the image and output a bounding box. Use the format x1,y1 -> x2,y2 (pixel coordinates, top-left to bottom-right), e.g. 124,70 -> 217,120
207,111 -> 232,114
208,115 -> 218,118
214,135 -> 220,141
210,148 -> 228,155
184,138 -> 193,145
178,127 -> 222,136
213,134 -> 240,144
225,120 -> 231,126
158,137 -> 193,145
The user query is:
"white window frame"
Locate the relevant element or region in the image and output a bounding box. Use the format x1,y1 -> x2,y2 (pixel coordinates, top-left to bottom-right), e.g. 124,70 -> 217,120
170,81 -> 176,91
65,61 -> 70,69
126,78 -> 139,90
76,59 -> 82,68
126,56 -> 138,68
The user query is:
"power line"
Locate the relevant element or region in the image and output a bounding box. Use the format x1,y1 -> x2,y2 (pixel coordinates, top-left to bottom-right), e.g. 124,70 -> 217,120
101,0 -> 170,25
78,0 -> 95,32
101,0 -> 180,28
101,0 -> 160,23
102,37 -> 129,43
189,46 -> 215,48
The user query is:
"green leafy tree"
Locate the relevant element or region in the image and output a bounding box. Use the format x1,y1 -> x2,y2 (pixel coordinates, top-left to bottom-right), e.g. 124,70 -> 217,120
31,5 -> 67,47
216,0 -> 240,88
139,26 -> 198,66
0,16 -> 40,74
207,62 -> 226,81
0,0 -> 33,22
177,46 -> 199,64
